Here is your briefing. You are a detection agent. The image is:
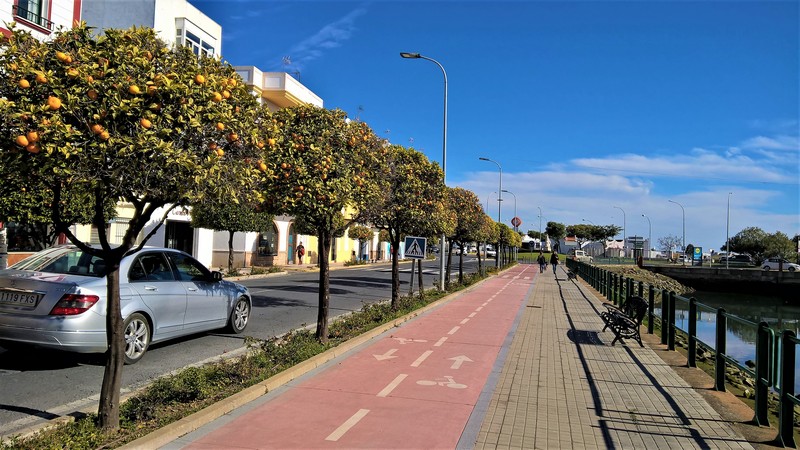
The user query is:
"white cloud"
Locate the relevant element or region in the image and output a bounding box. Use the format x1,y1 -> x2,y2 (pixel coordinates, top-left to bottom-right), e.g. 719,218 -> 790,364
741,135 -> 799,151
282,5 -> 368,71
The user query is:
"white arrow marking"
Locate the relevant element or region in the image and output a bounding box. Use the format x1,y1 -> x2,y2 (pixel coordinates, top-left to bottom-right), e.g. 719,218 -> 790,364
449,355 -> 473,369
374,349 -> 398,361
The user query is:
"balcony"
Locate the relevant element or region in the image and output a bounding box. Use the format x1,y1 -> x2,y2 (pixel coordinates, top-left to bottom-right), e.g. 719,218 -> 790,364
235,66 -> 323,109
12,4 -> 53,32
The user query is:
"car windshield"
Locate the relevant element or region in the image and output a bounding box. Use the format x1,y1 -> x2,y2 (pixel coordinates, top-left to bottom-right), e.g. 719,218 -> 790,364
10,247 -> 107,277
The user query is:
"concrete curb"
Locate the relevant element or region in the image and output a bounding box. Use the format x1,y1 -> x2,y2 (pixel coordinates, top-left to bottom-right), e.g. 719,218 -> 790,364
119,281 -> 485,449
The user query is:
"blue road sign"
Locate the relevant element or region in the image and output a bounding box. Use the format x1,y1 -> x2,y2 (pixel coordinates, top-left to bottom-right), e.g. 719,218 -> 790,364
404,236 -> 427,260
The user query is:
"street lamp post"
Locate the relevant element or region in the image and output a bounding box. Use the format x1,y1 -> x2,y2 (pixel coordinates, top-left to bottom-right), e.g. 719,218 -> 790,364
502,189 -> 517,261
726,192 -> 732,269
613,206 -> 626,258
668,200 -> 686,265
537,206 -> 542,252
401,52 -> 447,290
480,157 -> 502,267
581,218 -> 595,225
642,214 -> 651,259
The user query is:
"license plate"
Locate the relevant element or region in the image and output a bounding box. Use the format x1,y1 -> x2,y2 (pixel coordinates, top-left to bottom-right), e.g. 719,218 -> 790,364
0,290 -> 43,308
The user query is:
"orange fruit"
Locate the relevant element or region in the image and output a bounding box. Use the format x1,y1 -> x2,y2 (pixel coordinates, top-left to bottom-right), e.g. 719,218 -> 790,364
128,85 -> 141,95
194,74 -> 206,85
26,131 -> 39,143
26,143 -> 40,154
47,96 -> 61,110
256,141 -> 265,149
99,130 -> 110,140
211,92 -> 222,102
280,162 -> 288,169
55,51 -> 69,62
139,118 -> 152,129
216,148 -> 225,157
147,85 -> 157,96
209,142 -> 217,150
15,135 -> 29,147
67,68 -> 79,78
18,79 -> 30,88
35,73 -> 47,84
87,89 -> 98,100
215,122 -> 225,131
268,138 -> 276,147
86,75 -> 94,83
91,124 -> 104,135
258,162 -> 267,172
222,90 -> 231,99
227,132 -> 238,142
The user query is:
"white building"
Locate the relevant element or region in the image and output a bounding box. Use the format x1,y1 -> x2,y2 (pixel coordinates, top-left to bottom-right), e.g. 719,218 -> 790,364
1,0 -> 81,41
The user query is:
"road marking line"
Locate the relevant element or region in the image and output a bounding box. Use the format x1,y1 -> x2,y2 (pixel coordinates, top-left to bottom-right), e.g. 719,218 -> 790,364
411,350 -> 433,367
460,318 -> 470,325
476,306 -> 483,311
448,326 -> 460,335
374,349 -> 398,361
377,374 -> 407,397
325,409 -> 370,441
469,312 -> 477,318
482,302 -> 488,306
449,355 -> 474,369
434,337 -> 447,347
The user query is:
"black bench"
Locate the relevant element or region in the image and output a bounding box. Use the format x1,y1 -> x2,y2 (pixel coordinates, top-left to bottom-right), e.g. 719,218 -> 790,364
566,270 -> 578,280
600,296 -> 648,347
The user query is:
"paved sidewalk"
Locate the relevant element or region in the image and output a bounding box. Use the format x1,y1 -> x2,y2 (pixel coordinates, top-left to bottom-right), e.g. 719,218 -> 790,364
471,265 -> 754,449
153,264 -> 756,449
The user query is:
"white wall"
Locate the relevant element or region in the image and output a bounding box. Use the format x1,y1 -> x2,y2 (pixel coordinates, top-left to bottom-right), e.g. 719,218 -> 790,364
1,0 -> 80,41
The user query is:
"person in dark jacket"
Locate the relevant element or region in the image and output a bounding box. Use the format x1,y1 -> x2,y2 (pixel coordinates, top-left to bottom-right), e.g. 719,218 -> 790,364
537,253 -> 547,273
549,252 -> 559,273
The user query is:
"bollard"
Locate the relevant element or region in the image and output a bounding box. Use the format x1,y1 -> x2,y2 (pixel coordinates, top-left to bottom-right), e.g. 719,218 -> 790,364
688,298 -> 697,368
661,289 -> 669,345
777,330 -> 797,448
647,285 -> 655,335
753,322 -> 772,427
667,291 -> 676,351
714,308 -> 727,392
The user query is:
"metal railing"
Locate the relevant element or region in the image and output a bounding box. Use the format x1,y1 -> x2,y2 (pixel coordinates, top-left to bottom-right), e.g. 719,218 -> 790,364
12,4 -> 54,31
566,259 -> 799,447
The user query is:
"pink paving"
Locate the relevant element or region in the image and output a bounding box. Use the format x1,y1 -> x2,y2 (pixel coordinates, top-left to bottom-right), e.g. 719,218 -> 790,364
185,265 -> 538,449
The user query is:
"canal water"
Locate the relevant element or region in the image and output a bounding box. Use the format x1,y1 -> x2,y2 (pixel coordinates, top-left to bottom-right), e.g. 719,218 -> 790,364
658,290 -> 799,392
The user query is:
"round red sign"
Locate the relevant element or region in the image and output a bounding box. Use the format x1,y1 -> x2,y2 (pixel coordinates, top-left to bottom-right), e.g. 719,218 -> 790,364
511,217 -> 522,227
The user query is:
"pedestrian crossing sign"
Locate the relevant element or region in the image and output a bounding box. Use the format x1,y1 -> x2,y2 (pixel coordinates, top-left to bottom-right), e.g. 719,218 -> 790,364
404,236 -> 427,260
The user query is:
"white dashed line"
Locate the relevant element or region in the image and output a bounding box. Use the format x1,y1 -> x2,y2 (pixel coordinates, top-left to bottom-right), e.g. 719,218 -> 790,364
325,409 -> 370,441
377,374 -> 407,398
434,337 -> 448,347
468,312 -> 477,318
460,318 -> 470,325
411,350 -> 433,367
448,326 -> 461,335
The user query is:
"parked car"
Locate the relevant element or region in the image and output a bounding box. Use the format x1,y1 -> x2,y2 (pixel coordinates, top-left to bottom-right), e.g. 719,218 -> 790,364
719,254 -> 753,265
569,249 -> 594,263
761,258 -> 800,272
0,245 -> 252,364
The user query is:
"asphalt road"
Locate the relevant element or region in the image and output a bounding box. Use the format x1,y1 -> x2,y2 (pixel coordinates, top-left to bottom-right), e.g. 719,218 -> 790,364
0,255 -> 482,437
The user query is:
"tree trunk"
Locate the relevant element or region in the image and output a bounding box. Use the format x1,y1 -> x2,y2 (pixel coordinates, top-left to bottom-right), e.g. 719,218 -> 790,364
477,243 -> 483,276
227,230 -> 234,273
315,230 -> 332,343
390,236 -> 400,309
445,241 -> 454,288
458,246 -> 464,284
417,257 -> 424,299
98,265 -> 124,430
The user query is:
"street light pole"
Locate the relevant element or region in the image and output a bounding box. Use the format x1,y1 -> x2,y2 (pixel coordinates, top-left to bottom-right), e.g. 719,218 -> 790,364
668,200 -> 686,265
726,192 -> 732,269
502,189 -> 517,261
401,52 -> 447,290
613,206 -> 626,258
581,218 -> 595,225
480,157 -> 502,267
537,206 -> 542,252
642,214 -> 651,259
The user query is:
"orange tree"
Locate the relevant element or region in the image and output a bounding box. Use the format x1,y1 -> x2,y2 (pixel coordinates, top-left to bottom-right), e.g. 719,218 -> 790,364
475,214 -> 499,275
360,144 -> 447,307
445,187 -> 484,284
348,224 -> 374,261
263,106 -> 383,342
0,24 -> 265,430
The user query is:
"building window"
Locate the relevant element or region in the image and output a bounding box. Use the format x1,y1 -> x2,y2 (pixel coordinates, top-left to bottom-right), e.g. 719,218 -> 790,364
258,225 -> 278,256
181,30 -> 215,58
13,0 -> 53,31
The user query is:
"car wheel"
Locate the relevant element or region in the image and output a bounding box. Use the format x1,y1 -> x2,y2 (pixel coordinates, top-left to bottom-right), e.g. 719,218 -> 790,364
123,313 -> 150,365
790,267 -> 797,272
762,266 -> 770,271
227,297 -> 250,334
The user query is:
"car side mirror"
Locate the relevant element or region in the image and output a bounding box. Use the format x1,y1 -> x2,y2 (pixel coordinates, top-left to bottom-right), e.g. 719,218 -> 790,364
211,271 -> 223,282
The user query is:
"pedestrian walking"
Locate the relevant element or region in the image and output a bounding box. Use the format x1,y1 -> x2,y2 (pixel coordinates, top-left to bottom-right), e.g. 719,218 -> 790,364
549,252 -> 559,274
296,242 -> 305,265
537,252 -> 547,273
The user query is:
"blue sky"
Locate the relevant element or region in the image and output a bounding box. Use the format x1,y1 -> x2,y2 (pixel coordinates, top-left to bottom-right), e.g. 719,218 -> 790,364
189,0 -> 799,252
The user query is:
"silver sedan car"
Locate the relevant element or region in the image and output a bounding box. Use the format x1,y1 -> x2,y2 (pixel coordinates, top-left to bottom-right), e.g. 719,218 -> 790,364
0,245 -> 252,364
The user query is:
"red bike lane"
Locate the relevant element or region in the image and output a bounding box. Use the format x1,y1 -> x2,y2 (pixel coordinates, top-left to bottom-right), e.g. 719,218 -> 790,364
184,265 -> 537,449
